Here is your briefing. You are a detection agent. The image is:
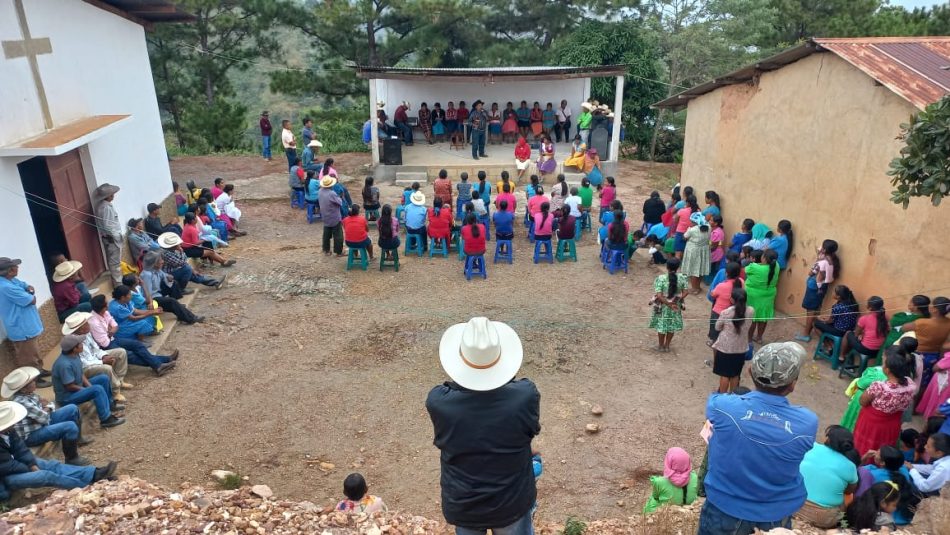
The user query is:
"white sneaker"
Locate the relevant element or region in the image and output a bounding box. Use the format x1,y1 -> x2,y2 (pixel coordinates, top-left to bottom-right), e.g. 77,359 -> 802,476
89,288 -> 100,296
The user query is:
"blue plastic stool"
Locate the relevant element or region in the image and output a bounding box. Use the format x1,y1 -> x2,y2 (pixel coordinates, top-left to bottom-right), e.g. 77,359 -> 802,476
429,237 -> 449,258
395,205 -> 406,224
449,229 -> 461,252
813,332 -> 842,370
305,202 -> 320,224
556,239 -> 577,262
457,238 -> 466,261
579,211 -> 592,233
346,247 -> 369,271
291,189 -> 305,209
405,233 -> 424,257
574,218 -> 582,240
523,211 -> 531,228
528,223 -> 535,243
533,239 -> 553,264
494,239 -> 513,264
464,254 -> 487,280
366,208 -> 380,225
599,241 -> 609,265
379,248 -> 399,272
603,249 -> 628,274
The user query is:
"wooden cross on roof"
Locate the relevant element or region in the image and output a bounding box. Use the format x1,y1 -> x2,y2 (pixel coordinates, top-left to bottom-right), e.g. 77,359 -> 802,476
2,0 -> 54,130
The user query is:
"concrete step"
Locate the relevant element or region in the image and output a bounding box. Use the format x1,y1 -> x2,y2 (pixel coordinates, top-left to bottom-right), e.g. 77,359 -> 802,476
395,171 -> 429,186
564,172 -> 586,187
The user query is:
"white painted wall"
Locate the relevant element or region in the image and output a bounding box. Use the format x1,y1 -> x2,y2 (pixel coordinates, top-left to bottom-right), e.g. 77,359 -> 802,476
0,0 -> 172,332
376,78 -> 589,122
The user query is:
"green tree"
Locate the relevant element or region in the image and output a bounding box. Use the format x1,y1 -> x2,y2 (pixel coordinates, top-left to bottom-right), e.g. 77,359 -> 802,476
888,95 -> 950,208
147,0 -> 280,150
765,0 -> 881,44
551,20 -> 666,159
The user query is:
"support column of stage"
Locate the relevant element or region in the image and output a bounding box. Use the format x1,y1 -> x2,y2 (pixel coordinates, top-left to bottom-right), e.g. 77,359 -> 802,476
370,78 -> 380,165
610,74 -> 624,162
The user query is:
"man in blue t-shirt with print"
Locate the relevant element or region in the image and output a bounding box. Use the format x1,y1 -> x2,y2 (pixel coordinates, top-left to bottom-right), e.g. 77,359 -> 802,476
699,342 -> 818,535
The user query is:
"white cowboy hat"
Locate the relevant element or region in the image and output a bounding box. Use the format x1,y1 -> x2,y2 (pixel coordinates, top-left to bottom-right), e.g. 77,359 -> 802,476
158,232 -> 183,249
0,401 -> 27,432
439,317 -> 524,391
607,113 -> 615,118
410,191 -> 425,206
308,140 -> 323,148
320,176 -> 337,188
376,100 -> 386,109
61,311 -> 92,335
580,102 -> 593,111
1,367 -> 39,399
402,101 -> 411,109
51,260 -> 83,283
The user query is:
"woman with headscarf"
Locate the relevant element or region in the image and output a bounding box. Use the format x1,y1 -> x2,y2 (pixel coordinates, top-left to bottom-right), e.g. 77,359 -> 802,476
514,136 -> 531,181
583,147 -> 603,186
643,447 -> 698,513
747,222 -> 772,250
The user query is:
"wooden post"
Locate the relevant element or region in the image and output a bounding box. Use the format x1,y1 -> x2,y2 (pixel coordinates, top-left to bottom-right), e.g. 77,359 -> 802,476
369,78 -> 380,165
610,75 -> 624,162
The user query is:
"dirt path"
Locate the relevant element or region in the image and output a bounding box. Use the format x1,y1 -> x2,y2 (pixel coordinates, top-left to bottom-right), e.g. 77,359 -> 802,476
85,156 -> 853,524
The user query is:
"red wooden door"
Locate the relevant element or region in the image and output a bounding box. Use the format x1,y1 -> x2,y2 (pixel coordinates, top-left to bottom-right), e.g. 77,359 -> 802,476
46,150 -> 106,283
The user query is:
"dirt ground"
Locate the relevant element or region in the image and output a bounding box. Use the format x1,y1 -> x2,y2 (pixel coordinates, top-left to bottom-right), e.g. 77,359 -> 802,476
81,155 -> 857,524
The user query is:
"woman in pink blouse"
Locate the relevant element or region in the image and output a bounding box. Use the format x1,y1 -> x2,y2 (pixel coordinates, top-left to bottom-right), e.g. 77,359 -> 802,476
854,348 -> 917,455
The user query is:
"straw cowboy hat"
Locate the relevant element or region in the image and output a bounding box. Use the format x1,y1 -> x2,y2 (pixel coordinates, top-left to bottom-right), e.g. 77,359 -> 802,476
61,311 -> 92,335
376,100 -> 386,109
439,317 -> 524,391
51,260 -> 83,283
1,367 -> 40,399
94,183 -> 120,201
308,140 -> 323,148
580,102 -> 593,111
320,176 -> 337,188
158,232 -> 183,249
410,191 -> 426,206
0,401 -> 27,432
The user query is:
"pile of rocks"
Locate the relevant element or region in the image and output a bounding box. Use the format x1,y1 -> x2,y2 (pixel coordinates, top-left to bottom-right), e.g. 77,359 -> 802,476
0,476 -> 445,534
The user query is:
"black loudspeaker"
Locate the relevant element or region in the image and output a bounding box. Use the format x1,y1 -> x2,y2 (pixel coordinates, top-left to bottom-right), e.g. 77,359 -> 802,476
383,139 -> 402,165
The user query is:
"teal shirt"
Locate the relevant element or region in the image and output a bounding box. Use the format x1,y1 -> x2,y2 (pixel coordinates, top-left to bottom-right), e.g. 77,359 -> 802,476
799,443 -> 858,507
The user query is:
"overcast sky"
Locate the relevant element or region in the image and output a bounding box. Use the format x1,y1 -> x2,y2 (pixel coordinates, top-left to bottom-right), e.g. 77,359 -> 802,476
888,0 -> 945,10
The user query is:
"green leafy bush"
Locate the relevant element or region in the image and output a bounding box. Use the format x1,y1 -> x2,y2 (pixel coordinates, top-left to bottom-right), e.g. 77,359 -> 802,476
306,107 -> 370,154
562,516 -> 587,535
888,95 -> 950,208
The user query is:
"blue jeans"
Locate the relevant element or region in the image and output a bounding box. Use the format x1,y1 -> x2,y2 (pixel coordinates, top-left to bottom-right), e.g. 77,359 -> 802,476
697,500 -> 792,535
23,405 -> 80,447
170,264 -> 215,290
455,512 -> 533,535
395,120 -> 413,144
3,457 -> 94,492
285,147 -> 296,171
262,135 -> 271,159
108,338 -> 170,370
471,130 -> 486,158
59,375 -> 112,423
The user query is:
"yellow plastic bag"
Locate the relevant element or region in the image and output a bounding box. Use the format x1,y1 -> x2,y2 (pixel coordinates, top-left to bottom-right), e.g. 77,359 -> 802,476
152,299 -> 163,332
845,378 -> 859,398
121,261 -> 138,275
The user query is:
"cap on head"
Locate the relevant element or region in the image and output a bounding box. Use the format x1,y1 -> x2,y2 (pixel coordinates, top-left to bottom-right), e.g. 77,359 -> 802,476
60,334 -> 85,353
750,342 -> 805,388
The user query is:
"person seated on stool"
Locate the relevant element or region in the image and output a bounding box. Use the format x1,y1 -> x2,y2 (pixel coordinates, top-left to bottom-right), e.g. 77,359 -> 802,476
493,200 -> 515,248
343,205 -> 374,260
405,191 -> 429,253
3,368 -> 91,466
51,261 -> 92,323
52,335 -> 126,430
555,206 -> 576,241
606,210 -> 629,252
532,202 -> 554,242
428,198 -> 453,247
377,205 -> 401,255
461,214 -> 486,257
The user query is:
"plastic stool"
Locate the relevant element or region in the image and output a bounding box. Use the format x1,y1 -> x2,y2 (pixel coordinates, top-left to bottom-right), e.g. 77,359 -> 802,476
838,349 -> 875,378
464,254 -> 487,280
533,239 -> 553,264
574,218 -> 582,240
556,239 -> 577,262
366,208 -> 380,225
429,237 -> 449,258
813,332 -> 842,370
603,249 -> 628,274
291,189 -> 305,209
305,202 -> 320,224
457,238 -> 466,261
346,247 -> 369,271
523,211 -> 531,228
528,223 -> 535,243
494,239 -> 513,264
579,211 -> 592,233
405,233 -> 424,257
379,248 -> 399,272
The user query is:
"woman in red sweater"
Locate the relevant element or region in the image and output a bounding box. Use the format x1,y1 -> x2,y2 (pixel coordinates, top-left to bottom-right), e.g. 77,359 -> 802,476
427,198 -> 453,244
181,212 -> 234,266
461,213 -> 486,256
343,205 -> 374,259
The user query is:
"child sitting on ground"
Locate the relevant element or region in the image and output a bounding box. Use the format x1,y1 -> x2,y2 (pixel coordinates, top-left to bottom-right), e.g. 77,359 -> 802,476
900,429 -> 920,463
336,473 -> 387,514
845,481 -> 900,531
643,447 -> 698,513
644,235 -> 667,265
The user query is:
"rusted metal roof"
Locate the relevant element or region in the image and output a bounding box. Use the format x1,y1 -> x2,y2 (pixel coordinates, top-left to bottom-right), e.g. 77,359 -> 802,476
354,65 -> 628,81
653,37 -> 950,111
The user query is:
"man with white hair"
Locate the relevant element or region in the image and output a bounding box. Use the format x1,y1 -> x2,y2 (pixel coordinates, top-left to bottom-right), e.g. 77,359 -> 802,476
394,101 -> 413,146
427,317 -> 540,534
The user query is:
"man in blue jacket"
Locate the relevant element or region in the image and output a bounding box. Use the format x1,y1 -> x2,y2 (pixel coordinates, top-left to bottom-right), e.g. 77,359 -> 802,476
0,401 -> 116,500
427,317 -> 540,535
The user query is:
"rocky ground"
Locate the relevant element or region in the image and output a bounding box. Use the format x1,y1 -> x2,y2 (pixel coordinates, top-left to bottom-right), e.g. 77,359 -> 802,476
1,476 -> 946,534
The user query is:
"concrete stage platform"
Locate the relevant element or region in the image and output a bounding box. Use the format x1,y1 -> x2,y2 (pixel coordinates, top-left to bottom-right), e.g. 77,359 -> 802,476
371,140 -> 617,185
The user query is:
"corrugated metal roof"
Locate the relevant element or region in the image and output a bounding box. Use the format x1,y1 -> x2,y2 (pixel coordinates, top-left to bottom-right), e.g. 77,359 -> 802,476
354,64 -> 628,80
90,0 -> 194,24
653,37 -> 950,111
